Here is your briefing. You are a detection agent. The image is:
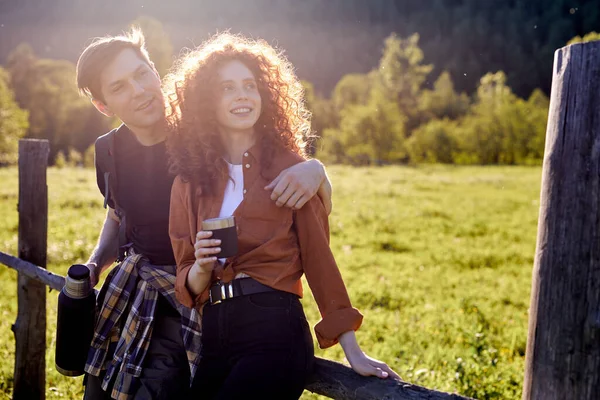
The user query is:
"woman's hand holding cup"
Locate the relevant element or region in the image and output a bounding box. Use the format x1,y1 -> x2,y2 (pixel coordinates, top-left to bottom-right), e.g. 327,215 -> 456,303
192,230 -> 221,274
185,230 -> 221,296
190,217 -> 238,286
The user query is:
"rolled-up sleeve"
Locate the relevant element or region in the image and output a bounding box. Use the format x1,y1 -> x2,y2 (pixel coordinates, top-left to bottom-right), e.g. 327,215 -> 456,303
169,177 -> 202,308
295,196 -> 363,349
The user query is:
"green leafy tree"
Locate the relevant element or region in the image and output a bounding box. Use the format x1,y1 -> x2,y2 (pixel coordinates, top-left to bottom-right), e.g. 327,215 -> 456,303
7,44 -> 98,162
406,118 -> 459,164
317,129 -> 345,164
454,72 -> 548,165
19,59 -> 90,162
375,33 -> 433,133
67,148 -> 83,167
454,72 -> 515,164
419,71 -> 470,122
83,144 -> 95,168
0,67 -> 29,165
323,88 -> 406,165
54,151 -> 67,168
302,80 -> 335,155
71,106 -> 115,154
331,73 -> 373,112
568,31 -> 600,44
129,16 -> 174,77
522,89 -> 550,162
6,43 -> 37,106
7,44 -> 114,158
325,72 -> 375,134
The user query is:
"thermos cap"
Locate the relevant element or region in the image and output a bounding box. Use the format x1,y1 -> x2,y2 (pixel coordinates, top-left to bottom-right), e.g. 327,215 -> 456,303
202,216 -> 236,230
68,264 -> 90,280
64,264 -> 92,299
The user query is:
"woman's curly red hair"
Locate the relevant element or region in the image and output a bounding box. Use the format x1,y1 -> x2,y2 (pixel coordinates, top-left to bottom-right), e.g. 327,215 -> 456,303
163,33 -> 311,195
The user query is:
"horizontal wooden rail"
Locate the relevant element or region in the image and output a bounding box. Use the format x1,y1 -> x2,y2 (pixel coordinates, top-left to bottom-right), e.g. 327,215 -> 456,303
0,251 -> 472,400
0,251 -> 65,292
307,357 -> 472,399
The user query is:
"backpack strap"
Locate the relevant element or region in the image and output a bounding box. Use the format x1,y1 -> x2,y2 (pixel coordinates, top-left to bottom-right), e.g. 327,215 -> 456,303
95,127 -> 131,262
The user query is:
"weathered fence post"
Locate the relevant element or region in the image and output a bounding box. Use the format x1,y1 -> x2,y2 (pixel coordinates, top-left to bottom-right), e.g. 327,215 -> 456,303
14,139 -> 49,400
523,41 -> 600,400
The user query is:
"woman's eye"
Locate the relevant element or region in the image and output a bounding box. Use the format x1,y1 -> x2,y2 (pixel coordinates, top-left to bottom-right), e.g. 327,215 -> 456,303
245,83 -> 256,90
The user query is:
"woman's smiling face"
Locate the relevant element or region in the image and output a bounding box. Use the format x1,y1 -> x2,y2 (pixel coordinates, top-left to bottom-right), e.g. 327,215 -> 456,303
215,60 -> 262,134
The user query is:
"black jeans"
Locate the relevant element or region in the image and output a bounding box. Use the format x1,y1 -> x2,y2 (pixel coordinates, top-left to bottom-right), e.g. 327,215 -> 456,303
83,297 -> 190,400
191,291 -> 315,400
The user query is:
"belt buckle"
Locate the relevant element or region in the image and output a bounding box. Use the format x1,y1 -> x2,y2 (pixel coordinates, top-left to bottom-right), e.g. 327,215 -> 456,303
210,281 -> 234,305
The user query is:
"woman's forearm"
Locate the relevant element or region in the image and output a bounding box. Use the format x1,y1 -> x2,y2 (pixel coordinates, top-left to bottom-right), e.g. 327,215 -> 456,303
339,330 -> 363,362
186,260 -> 213,297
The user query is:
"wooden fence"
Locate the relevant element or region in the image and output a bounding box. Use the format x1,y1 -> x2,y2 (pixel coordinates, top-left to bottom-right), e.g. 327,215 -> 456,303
0,139 -> 471,400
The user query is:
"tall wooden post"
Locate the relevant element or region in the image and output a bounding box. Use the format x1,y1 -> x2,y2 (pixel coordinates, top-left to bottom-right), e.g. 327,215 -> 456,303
523,41 -> 600,399
14,139 -> 49,400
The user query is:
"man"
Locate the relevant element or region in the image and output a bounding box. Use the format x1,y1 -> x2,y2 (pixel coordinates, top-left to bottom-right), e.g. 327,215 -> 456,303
76,28 -> 333,400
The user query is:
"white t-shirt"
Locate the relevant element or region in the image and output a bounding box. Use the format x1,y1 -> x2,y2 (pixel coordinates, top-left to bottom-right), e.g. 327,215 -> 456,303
218,161 -> 244,264
218,161 -> 244,218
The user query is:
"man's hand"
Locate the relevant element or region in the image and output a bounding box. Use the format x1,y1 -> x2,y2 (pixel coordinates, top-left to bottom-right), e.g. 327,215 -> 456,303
86,263 -> 99,288
265,159 -> 327,211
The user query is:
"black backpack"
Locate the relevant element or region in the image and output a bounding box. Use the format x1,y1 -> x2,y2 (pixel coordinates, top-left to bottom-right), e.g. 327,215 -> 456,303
94,126 -> 131,262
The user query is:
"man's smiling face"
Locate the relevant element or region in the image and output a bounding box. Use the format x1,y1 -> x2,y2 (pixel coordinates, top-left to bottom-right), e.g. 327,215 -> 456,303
95,48 -> 164,133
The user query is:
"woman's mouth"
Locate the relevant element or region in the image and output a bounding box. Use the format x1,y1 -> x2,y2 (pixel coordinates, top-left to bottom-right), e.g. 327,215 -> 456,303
230,107 -> 253,115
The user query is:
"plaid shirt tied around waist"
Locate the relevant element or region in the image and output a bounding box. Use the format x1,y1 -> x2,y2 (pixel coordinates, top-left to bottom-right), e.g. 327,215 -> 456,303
84,254 -> 202,400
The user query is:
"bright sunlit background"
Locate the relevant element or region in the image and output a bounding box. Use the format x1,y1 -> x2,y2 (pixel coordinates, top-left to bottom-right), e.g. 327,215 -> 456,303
1,1 -> 600,399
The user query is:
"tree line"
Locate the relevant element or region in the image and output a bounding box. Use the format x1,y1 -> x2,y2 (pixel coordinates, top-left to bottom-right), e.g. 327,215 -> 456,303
3,0 -> 599,98
0,15 -> 598,166
309,33 -> 552,165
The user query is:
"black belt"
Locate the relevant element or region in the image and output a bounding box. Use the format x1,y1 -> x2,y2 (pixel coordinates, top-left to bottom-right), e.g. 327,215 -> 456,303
208,278 -> 277,305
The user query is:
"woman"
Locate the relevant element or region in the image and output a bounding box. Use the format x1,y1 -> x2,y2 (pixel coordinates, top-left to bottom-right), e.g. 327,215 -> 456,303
165,33 -> 399,399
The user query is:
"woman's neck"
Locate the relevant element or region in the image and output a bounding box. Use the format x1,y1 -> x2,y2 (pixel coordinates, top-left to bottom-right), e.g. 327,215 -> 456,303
220,128 -> 256,164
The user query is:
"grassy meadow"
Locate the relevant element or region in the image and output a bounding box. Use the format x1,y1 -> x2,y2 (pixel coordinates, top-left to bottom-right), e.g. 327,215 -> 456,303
0,165 -> 542,399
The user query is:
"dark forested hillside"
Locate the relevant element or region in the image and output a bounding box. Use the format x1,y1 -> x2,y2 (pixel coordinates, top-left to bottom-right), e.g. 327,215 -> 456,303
1,0 -> 599,97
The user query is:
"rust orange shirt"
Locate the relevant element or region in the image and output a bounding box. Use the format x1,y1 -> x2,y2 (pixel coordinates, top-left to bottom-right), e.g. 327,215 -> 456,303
169,144 -> 363,349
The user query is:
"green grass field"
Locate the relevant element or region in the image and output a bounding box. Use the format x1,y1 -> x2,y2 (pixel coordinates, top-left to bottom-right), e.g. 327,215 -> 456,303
0,165 -> 541,399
